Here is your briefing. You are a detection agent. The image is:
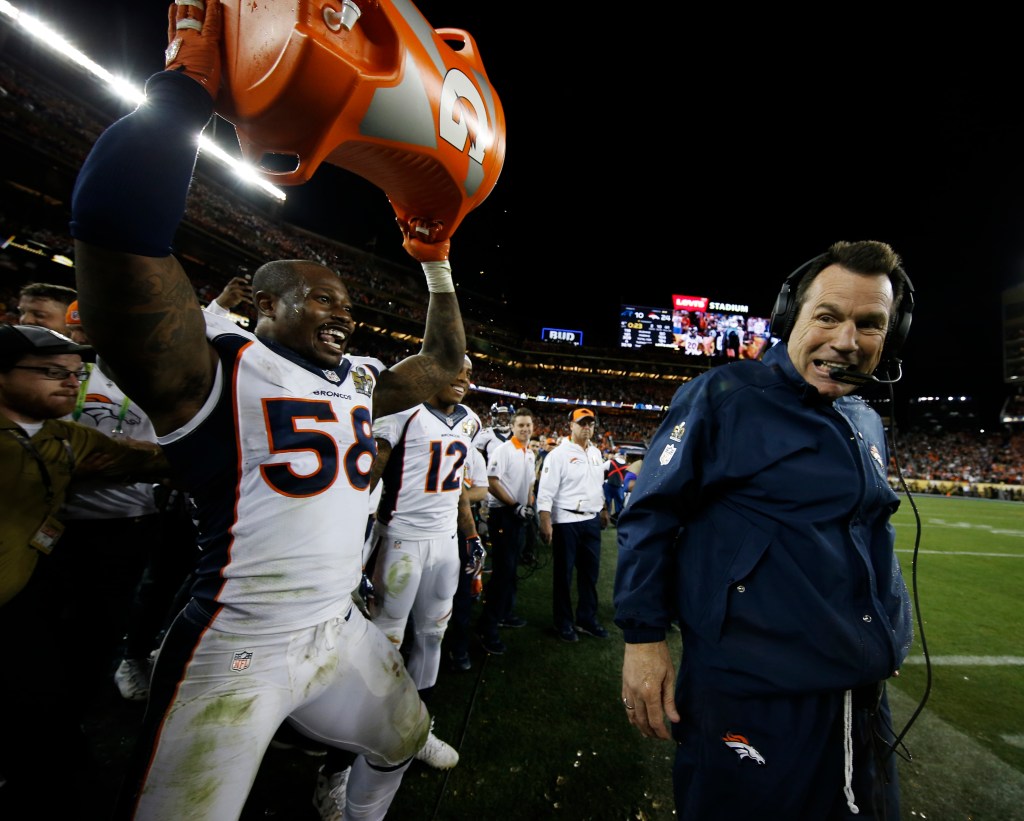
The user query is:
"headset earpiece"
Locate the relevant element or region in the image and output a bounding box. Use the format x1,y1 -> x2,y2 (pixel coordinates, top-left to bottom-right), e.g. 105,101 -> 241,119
769,255 -> 826,344
882,272 -> 914,365
769,255 -> 914,371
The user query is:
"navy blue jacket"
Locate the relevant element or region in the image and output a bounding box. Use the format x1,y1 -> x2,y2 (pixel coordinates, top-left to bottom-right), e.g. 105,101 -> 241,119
614,343 -> 913,697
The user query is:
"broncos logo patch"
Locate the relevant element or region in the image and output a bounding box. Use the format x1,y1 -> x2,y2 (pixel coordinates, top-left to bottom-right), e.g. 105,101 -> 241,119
722,732 -> 766,765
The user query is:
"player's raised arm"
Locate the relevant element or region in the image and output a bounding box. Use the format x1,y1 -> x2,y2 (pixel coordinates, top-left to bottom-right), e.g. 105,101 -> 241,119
373,218 -> 467,420
69,0 -> 224,435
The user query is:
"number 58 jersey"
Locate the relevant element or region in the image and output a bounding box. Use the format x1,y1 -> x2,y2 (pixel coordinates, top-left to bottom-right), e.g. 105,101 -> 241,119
157,313 -> 383,635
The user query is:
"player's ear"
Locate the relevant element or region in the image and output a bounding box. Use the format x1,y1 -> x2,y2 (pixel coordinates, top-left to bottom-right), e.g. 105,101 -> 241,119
254,291 -> 276,318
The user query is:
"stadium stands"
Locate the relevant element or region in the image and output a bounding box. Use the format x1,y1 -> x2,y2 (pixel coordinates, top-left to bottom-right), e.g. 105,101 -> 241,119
1,33 -> 1022,495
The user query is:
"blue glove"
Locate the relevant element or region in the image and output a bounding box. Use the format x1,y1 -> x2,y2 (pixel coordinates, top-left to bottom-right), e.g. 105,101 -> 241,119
358,572 -> 377,609
464,535 -> 486,576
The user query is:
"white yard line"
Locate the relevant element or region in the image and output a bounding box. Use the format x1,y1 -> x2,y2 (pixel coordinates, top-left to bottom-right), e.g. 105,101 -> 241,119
900,655 -> 1024,665
895,549 -> 1024,558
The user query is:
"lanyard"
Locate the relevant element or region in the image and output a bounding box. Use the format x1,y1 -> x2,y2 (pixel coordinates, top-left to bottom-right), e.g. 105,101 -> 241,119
71,364 -> 132,433
71,363 -> 93,421
112,396 -> 132,435
5,428 -> 74,505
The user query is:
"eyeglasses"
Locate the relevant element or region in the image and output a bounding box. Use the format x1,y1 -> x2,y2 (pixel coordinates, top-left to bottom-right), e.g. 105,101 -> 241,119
11,365 -> 90,381
574,418 -> 596,426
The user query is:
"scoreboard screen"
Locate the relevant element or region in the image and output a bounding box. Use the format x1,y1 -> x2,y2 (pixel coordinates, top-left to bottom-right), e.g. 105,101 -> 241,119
619,305 -> 675,349
619,298 -> 773,359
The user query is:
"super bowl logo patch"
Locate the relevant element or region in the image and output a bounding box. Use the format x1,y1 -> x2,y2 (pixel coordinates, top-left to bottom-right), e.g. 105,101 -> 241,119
869,443 -> 885,474
462,418 -> 480,438
669,422 -> 686,442
659,443 -> 677,466
231,650 -> 253,673
351,366 -> 375,397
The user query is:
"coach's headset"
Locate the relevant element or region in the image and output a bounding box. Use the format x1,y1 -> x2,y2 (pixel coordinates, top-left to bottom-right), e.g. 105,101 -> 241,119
769,253 -> 916,385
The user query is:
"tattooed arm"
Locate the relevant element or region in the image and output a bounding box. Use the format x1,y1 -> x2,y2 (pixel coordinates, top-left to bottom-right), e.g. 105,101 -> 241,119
70,3 -> 223,435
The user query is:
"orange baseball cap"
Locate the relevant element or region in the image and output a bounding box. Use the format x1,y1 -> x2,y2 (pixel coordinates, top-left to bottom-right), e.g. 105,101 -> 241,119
65,300 -> 81,326
571,408 -> 596,423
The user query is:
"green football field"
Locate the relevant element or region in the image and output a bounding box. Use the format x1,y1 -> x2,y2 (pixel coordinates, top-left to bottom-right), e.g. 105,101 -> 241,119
886,494 -> 1024,820
83,494 -> 1024,819
378,493 -> 1024,821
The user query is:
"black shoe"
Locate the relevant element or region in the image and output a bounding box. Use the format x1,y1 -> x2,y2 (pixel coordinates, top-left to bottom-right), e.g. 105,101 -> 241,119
498,615 -> 527,628
557,626 -> 579,643
479,634 -> 507,655
576,622 -> 609,639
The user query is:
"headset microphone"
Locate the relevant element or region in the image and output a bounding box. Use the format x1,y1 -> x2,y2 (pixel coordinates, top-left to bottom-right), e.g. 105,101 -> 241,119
828,362 -> 903,386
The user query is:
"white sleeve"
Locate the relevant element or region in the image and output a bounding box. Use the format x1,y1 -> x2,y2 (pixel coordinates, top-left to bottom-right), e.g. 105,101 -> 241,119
487,443 -> 502,477
372,406 -> 415,447
203,299 -> 230,316
535,449 -> 561,512
465,447 -> 487,489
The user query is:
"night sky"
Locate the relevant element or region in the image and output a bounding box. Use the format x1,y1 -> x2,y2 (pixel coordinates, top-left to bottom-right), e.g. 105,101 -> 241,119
11,1 -> 1024,422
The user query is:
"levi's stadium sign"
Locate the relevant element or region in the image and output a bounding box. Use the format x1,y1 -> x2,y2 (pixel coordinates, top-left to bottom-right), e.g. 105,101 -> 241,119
673,294 -> 708,311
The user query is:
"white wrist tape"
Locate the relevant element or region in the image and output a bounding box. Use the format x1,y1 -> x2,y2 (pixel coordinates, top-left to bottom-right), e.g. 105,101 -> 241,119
421,260 -> 454,293
174,0 -> 205,31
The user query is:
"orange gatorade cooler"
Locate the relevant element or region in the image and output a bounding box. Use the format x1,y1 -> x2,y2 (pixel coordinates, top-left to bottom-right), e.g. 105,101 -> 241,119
216,0 -> 506,241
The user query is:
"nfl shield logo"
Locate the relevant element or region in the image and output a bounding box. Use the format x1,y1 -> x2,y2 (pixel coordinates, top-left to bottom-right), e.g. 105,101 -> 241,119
659,443 -> 677,466
231,650 -> 253,672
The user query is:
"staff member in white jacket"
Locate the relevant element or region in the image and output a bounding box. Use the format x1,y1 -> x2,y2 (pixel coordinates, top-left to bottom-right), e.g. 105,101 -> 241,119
536,408 -> 610,643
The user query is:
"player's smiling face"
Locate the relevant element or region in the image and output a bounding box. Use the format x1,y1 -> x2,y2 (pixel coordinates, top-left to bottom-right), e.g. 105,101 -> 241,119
434,358 -> 472,410
787,265 -> 892,400
268,265 -> 356,368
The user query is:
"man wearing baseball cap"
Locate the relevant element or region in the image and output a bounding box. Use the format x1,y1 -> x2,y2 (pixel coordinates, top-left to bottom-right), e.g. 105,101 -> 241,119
536,407 -> 611,642
0,322 -> 169,808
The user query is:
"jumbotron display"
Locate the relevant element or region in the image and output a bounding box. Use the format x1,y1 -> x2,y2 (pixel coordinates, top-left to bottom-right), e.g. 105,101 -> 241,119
619,294 -> 773,359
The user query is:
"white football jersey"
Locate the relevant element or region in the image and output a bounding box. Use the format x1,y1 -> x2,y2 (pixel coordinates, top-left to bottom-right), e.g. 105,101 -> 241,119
373,402 -> 482,539
475,425 -> 510,463
157,312 -> 384,635
61,359 -> 158,519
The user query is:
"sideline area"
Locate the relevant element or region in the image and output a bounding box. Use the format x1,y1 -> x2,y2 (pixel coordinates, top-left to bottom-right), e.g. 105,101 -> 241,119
891,686 -> 1024,819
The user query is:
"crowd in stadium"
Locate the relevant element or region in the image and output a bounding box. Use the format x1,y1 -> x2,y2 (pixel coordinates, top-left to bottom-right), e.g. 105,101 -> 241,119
1,43 -> 1023,500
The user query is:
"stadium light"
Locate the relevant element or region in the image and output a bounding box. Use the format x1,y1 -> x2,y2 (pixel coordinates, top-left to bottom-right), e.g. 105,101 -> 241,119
0,0 -> 286,202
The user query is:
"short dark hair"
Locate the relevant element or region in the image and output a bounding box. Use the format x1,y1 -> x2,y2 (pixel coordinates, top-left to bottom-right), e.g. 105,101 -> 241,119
793,240 -> 908,313
513,407 -> 533,420
252,259 -> 346,292
18,282 -> 77,306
